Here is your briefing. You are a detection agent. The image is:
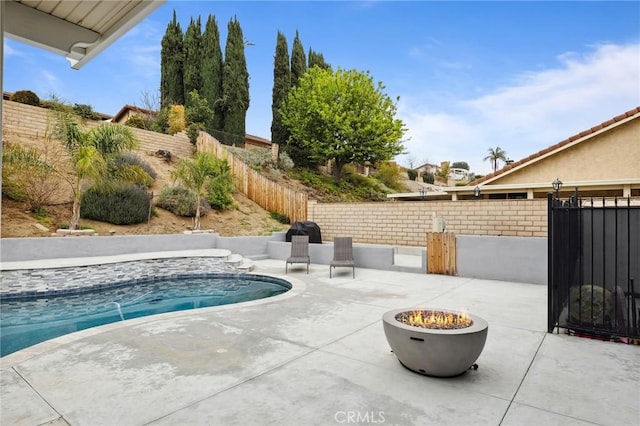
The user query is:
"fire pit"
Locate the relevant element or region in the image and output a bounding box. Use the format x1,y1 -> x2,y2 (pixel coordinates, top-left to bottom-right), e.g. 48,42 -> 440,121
383,308 -> 488,377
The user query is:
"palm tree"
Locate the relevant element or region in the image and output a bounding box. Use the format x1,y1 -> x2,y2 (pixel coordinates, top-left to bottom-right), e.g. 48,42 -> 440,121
171,152 -> 219,230
484,146 -> 507,173
54,112 -> 138,230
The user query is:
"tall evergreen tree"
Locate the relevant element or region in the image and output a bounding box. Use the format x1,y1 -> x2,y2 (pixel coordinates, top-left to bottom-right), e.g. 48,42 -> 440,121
308,47 -> 331,70
160,10 -> 184,108
183,16 -> 203,105
287,31 -> 310,166
271,31 -> 291,147
201,14 -> 224,131
290,30 -> 306,87
222,16 -> 250,140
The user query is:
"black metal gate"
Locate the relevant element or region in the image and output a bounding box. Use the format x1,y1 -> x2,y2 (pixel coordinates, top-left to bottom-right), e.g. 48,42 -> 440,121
547,191 -> 640,343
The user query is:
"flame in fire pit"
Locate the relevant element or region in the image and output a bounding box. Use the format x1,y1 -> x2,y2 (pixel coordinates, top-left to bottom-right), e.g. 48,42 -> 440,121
395,310 -> 473,330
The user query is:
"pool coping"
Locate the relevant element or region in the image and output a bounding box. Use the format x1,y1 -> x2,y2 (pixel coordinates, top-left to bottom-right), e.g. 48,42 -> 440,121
0,249 -> 232,271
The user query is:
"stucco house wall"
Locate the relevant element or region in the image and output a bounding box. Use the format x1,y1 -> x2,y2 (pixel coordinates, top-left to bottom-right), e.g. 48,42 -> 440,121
493,118 -> 640,185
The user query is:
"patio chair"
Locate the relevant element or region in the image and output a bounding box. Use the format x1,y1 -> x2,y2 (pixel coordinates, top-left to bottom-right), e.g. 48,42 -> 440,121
286,235 -> 310,274
330,237 -> 355,278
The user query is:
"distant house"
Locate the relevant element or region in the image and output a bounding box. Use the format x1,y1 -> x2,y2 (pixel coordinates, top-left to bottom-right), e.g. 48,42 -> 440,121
391,106 -> 640,201
245,133 -> 272,150
416,162 -> 440,177
111,104 -> 275,152
111,104 -> 155,124
449,167 -> 469,181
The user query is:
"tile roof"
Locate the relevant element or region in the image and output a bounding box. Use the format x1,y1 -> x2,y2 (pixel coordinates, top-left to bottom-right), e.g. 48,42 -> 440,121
471,106 -> 640,185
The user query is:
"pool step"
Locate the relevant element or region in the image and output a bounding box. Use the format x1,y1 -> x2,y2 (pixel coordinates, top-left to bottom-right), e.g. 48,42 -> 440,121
224,253 -> 254,272
236,258 -> 254,272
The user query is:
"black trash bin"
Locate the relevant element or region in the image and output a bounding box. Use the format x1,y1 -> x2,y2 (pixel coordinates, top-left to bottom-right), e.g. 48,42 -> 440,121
286,221 -> 322,243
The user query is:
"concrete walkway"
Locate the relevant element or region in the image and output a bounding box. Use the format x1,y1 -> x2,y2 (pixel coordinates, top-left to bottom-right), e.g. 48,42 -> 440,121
1,260 -> 638,426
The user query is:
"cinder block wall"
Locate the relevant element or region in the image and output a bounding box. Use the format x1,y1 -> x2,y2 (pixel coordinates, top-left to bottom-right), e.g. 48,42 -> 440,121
2,100 -> 193,159
308,199 -> 548,246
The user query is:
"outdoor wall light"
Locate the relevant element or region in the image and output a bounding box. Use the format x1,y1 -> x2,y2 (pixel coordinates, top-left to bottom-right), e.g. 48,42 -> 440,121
473,186 -> 481,198
419,188 -> 426,199
552,178 -> 563,194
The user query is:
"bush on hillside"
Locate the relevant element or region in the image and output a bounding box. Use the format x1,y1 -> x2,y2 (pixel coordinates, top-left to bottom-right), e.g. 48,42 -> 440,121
111,152 -> 157,181
124,114 -> 147,129
156,186 -> 209,217
10,90 -> 40,106
81,184 -> 153,225
407,169 -> 418,181
72,103 -> 101,120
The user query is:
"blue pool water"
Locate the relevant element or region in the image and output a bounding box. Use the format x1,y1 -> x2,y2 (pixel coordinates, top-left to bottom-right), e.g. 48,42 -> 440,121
0,274 -> 290,357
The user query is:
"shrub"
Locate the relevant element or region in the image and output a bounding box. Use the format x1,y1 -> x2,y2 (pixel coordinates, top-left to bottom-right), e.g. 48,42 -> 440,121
186,122 -> 205,145
167,105 -> 186,135
373,163 -> 403,191
111,152 -> 157,180
10,90 -> 40,106
269,211 -> 290,224
206,159 -> 236,211
278,151 -> 295,170
422,173 -> 435,184
157,186 -> 209,217
1,141 -> 60,209
407,169 -> 418,181
124,114 -> 146,129
72,103 -> 101,120
81,185 -> 153,225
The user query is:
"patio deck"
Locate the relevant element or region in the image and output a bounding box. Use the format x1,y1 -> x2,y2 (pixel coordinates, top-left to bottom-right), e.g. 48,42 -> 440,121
1,259 -> 638,425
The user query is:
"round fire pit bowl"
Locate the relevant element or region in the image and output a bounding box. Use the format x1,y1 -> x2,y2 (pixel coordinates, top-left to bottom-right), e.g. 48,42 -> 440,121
383,308 -> 488,377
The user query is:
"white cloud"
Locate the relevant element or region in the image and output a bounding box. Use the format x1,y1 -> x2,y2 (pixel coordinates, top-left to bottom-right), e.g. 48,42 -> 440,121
397,42 -> 640,174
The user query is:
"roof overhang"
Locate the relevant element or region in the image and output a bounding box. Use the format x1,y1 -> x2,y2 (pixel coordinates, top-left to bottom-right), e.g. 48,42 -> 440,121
3,0 -> 165,70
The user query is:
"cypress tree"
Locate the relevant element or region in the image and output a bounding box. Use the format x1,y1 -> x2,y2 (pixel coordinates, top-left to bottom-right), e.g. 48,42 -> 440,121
160,10 -> 184,107
290,30 -> 306,87
183,16 -> 203,106
222,16 -> 250,141
288,31 -> 311,166
201,14 -> 224,131
271,31 -> 291,147
308,47 -> 331,70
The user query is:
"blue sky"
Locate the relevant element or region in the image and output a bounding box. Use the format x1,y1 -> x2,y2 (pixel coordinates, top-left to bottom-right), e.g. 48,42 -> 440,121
4,1 -> 639,174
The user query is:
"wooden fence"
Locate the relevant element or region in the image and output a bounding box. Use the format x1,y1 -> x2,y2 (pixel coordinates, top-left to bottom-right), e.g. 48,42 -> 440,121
426,232 -> 457,275
197,132 -> 308,223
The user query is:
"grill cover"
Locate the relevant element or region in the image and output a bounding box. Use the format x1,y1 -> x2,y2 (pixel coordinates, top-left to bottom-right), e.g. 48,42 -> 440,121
285,221 -> 322,243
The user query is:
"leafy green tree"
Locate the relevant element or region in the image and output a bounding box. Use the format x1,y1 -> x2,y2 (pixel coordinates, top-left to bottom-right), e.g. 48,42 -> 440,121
185,90 -> 213,145
171,152 -> 225,230
271,31 -> 291,147
280,67 -> 406,182
222,16 -> 250,137
183,17 -> 203,104
308,47 -> 330,70
451,161 -> 469,170
160,10 -> 185,107
290,30 -> 306,87
483,147 -> 507,173
54,113 -> 138,230
201,14 -> 224,131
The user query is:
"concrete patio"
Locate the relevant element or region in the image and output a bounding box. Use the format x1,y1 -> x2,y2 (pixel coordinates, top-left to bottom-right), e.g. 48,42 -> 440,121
1,259 -> 638,426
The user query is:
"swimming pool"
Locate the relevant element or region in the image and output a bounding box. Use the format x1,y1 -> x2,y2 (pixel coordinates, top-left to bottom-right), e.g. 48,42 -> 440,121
0,274 -> 291,357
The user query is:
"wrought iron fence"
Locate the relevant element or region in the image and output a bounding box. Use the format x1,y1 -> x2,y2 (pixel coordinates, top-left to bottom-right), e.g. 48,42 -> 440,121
547,191 -> 640,343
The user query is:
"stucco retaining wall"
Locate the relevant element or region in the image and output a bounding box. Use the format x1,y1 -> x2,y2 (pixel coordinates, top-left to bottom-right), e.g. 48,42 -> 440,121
457,235 -> 547,284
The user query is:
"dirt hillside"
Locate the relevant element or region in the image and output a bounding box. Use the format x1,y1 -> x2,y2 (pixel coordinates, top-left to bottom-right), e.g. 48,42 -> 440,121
1,150 -> 291,238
